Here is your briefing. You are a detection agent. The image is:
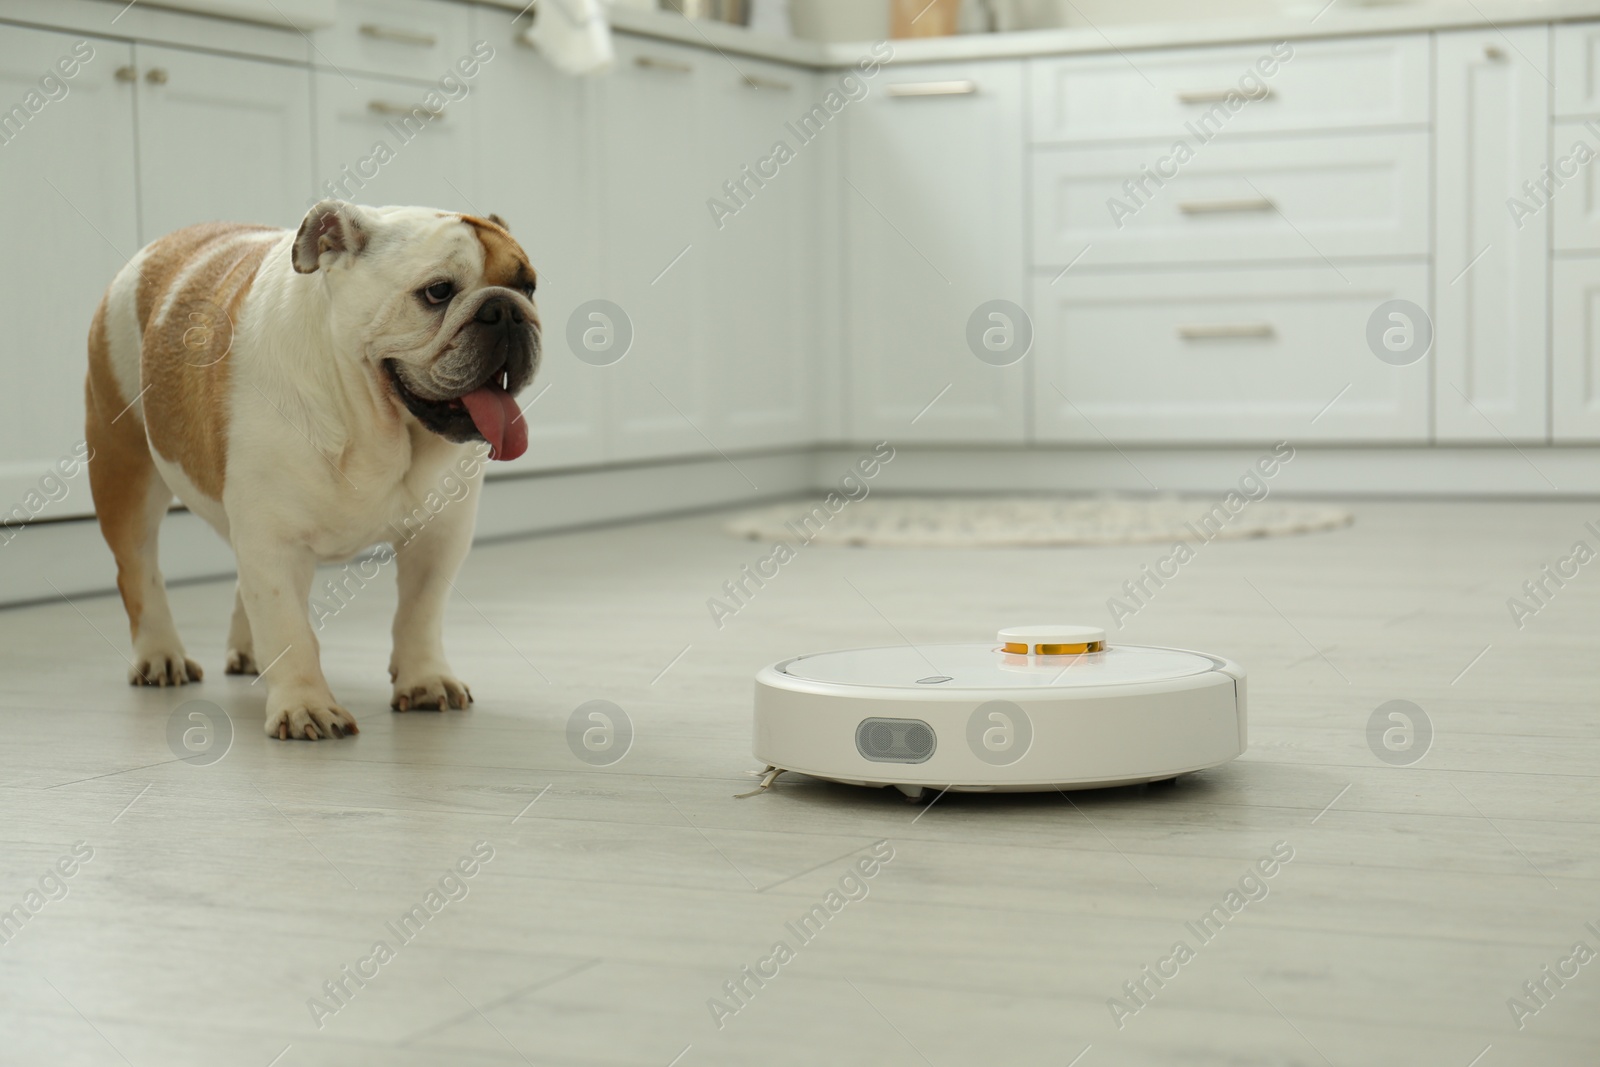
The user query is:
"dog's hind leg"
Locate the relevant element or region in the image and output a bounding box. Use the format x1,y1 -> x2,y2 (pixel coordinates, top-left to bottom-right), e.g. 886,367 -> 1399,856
224,583 -> 257,674
85,296 -> 202,687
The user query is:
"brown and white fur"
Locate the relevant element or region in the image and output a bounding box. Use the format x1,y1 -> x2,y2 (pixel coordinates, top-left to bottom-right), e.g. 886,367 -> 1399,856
85,200 -> 539,740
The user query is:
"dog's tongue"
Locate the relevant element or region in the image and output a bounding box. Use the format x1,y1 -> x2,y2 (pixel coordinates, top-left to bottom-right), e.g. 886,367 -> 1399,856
459,383 -> 527,461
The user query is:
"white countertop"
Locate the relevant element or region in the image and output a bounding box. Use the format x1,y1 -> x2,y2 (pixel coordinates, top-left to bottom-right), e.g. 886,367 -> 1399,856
137,0 -> 1600,67
130,0 -> 339,30
584,0 -> 1600,67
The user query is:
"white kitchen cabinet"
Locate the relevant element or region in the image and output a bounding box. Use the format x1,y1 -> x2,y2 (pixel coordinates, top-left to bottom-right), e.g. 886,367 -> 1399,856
1033,264 -> 1430,443
312,67 -> 478,213
8,0 -> 1600,536
842,60 -> 1027,443
1028,35 -> 1429,144
0,29 -> 137,521
1553,258 -> 1600,440
1434,27 -> 1550,442
1555,20 -> 1600,117
1032,130 -> 1428,267
470,20 -> 605,471
596,37 -> 716,462
136,45 -> 315,239
699,57 -> 816,451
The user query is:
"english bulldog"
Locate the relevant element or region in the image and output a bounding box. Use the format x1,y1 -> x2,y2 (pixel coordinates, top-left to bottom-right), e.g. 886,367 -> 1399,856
84,200 -> 539,740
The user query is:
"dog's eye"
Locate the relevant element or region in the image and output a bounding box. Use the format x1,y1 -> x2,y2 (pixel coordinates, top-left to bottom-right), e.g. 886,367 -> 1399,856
422,281 -> 454,305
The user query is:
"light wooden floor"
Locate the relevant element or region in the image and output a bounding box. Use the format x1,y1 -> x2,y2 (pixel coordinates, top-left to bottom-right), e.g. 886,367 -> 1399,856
2,498 -> 1597,1066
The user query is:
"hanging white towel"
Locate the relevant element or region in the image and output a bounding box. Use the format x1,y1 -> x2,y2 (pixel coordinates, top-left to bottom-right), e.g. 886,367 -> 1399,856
524,0 -> 615,76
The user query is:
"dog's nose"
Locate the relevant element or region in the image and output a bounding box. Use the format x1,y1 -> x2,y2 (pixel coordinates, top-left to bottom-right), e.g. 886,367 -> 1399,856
475,295 -> 526,327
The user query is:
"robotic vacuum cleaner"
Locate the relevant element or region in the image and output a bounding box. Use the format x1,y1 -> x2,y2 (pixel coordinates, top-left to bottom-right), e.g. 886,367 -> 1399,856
751,625 -> 1246,798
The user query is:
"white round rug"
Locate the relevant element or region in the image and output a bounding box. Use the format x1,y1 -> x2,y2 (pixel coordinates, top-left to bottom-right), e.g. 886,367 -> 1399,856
725,495 -> 1353,548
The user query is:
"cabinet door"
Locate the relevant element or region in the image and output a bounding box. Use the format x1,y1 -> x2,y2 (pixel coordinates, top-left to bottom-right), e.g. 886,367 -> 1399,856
843,60 -> 1026,443
597,38 -> 713,461
1434,28 -> 1550,442
0,30 -> 137,520
1033,264 -> 1430,443
312,68 -> 478,211
136,45 -> 314,239
469,16 -> 603,471
1553,258 -> 1600,440
699,58 -> 815,451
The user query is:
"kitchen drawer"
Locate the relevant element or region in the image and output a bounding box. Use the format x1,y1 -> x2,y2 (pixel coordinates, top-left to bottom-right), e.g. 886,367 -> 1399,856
1032,130 -> 1427,267
1032,264 -> 1429,443
313,68 -> 478,209
311,0 -> 474,83
1553,119 -> 1600,250
1556,21 -> 1600,117
1028,35 -> 1428,144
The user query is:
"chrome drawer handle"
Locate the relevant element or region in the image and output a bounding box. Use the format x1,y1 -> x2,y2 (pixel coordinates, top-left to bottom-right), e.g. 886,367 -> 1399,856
887,79 -> 978,97
1177,87 -> 1276,104
368,100 -> 445,121
741,73 -> 792,91
360,23 -> 438,47
635,55 -> 693,74
1178,197 -> 1276,215
1178,323 -> 1276,340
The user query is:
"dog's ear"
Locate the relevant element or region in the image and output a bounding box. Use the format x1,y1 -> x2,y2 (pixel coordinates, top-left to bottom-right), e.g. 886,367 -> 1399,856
293,200 -> 370,274
487,213 -> 510,232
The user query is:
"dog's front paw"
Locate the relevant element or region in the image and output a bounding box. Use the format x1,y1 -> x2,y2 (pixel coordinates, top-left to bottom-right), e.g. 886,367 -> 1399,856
264,699 -> 358,741
391,671 -> 473,712
224,649 -> 258,675
129,649 -> 203,687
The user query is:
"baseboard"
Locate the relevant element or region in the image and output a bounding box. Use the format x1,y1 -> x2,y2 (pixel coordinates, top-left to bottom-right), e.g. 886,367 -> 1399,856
839,444 -> 1600,499
6,442 -> 1599,609
472,449 -> 814,541
0,509 -> 237,612
0,450 -> 816,610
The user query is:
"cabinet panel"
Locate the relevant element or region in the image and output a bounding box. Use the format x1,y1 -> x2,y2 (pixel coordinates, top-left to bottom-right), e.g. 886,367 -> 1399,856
0,29 -> 137,521
1553,258 -> 1600,440
597,38 -> 715,461
312,68 -> 478,211
700,58 -> 815,451
1555,20 -> 1600,117
1033,130 -> 1427,267
1033,264 -> 1430,443
1435,27 -> 1550,442
1552,118 -> 1600,251
471,20 -> 604,471
1029,35 -> 1428,144
843,60 -> 1026,443
137,45 -> 313,239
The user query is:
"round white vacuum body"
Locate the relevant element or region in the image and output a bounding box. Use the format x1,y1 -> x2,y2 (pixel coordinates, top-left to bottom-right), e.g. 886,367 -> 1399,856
753,626 -> 1246,796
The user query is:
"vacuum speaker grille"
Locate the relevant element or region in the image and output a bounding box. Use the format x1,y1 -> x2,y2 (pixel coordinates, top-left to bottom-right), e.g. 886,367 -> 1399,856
855,717 -> 936,764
